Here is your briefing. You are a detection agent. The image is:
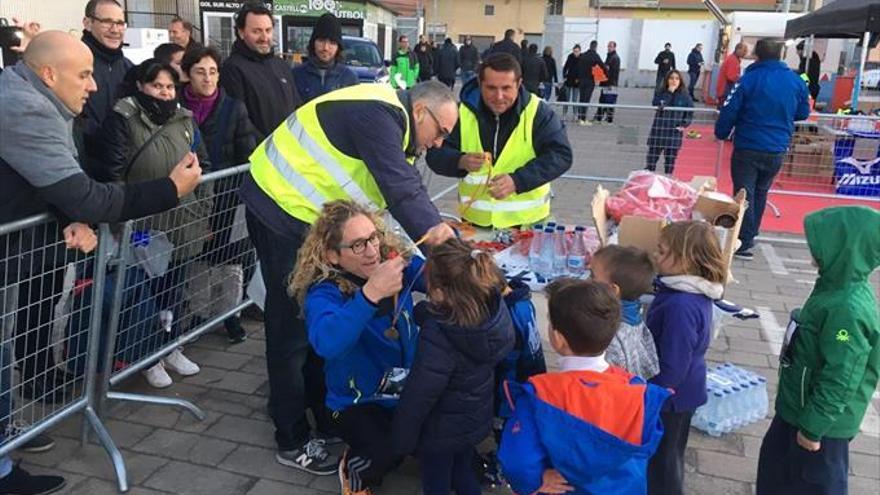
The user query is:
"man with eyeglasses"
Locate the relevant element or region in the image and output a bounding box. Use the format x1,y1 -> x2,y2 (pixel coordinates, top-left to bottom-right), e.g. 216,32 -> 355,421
426,53 -> 572,229
241,79 -> 458,476
79,0 -> 132,174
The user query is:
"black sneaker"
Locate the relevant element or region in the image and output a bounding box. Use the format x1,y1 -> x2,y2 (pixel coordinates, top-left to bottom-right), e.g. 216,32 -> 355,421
225,317 -> 247,345
276,439 -> 338,476
734,248 -> 755,261
0,463 -> 65,494
6,422 -> 55,453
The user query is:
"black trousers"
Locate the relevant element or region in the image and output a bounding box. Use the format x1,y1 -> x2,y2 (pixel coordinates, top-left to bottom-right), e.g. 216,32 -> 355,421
334,403 -> 401,490
577,82 -> 595,120
245,211 -> 328,450
757,416 -> 849,495
14,268 -> 65,386
646,143 -> 682,175
420,448 -> 481,495
648,410 -> 693,495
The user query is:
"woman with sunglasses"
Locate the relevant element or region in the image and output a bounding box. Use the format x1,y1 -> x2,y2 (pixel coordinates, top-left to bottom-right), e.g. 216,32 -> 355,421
289,200 -> 426,494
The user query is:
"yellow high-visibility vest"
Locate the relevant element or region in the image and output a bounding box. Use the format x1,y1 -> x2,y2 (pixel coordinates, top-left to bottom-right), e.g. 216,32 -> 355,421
249,84 -> 411,225
458,96 -> 549,228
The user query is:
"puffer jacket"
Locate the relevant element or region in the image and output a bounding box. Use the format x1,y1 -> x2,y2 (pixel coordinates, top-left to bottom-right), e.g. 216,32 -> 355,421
96,96 -> 213,261
391,292 -> 514,454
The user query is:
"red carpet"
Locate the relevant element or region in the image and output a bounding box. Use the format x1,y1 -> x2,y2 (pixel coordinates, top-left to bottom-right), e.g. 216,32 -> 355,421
672,125 -> 879,235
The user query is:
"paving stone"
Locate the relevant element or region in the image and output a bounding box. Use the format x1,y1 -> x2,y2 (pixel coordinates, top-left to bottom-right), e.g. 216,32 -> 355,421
178,366 -> 227,387
851,434 -> 880,456
19,436 -> 81,468
102,419 -> 156,449
56,444 -> 167,486
218,444 -> 314,486
851,452 -> 880,479
696,450 -> 759,483
849,475 -> 880,495
173,408 -> 222,434
239,356 -> 268,376
184,348 -> 253,370
722,350 -> 770,368
205,370 -> 267,395
60,477 -> 170,495
197,389 -> 258,417
143,460 -> 255,495
132,429 -> 237,467
684,472 -> 752,495
203,413 -> 276,447
687,430 -> 743,456
741,434 -> 763,459
125,404 -> 187,429
246,479 -> 326,495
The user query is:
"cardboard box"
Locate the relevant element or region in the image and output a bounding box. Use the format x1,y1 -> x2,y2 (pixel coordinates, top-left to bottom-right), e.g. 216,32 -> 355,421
591,183 -> 747,284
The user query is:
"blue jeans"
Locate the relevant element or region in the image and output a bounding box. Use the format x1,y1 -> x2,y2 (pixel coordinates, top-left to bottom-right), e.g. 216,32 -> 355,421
730,148 -> 784,251
688,71 -> 700,99
460,71 -> 475,84
756,416 -> 849,495
420,448 -> 480,495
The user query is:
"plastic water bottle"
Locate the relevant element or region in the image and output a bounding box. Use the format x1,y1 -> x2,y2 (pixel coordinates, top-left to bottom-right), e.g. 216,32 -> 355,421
717,389 -> 734,433
535,227 -> 556,276
706,390 -> 725,437
528,224 -> 544,273
567,226 -> 587,276
756,376 -> 768,419
552,225 -> 567,276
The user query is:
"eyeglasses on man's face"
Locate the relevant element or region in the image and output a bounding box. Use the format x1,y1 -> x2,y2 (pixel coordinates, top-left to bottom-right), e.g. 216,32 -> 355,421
425,106 -> 451,141
90,16 -> 126,30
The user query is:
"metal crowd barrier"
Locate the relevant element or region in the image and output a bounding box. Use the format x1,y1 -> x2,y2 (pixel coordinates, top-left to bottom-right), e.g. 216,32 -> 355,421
0,165 -> 257,492
0,215 -> 120,482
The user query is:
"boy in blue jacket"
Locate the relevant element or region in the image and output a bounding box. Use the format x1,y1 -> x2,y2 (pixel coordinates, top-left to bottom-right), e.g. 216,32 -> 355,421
499,279 -> 670,495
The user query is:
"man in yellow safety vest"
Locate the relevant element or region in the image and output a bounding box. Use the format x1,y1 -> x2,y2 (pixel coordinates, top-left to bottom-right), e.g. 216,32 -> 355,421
239,80 -> 457,474
426,52 -> 572,229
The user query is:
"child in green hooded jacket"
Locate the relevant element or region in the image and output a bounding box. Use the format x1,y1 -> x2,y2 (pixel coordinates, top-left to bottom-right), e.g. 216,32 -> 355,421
757,205 -> 880,495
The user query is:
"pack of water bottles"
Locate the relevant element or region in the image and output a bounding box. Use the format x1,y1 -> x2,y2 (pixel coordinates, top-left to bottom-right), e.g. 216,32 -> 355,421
526,223 -> 599,279
692,363 -> 769,437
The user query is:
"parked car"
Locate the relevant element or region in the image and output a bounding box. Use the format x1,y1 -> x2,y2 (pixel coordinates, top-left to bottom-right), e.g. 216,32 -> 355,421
342,35 -> 390,84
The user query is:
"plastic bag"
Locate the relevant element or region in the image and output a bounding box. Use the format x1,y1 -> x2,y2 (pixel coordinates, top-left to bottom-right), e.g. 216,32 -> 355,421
605,171 -> 698,223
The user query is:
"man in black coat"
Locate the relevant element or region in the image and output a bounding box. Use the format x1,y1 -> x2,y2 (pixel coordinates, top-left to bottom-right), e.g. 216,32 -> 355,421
654,42 -> 676,88
489,29 -> 522,65
79,0 -> 133,174
594,41 -> 621,124
796,41 -> 821,101
459,36 -> 480,82
521,44 -> 548,96
687,43 -> 704,99
435,38 -> 460,89
575,40 -> 604,124
220,2 -> 301,138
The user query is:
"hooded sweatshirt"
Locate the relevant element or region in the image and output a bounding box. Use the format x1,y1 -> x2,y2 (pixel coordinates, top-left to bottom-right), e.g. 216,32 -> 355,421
391,293 -> 515,454
647,275 -> 723,412
775,206 -> 880,441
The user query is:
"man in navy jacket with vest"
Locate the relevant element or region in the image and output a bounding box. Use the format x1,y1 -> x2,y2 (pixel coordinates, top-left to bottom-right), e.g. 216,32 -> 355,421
715,38 -> 810,261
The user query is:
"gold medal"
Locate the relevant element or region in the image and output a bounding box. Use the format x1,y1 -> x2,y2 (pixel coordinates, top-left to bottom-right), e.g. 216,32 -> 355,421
384,326 -> 400,340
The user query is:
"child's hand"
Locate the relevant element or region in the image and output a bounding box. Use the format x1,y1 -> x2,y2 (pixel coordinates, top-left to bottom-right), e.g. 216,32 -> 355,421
363,257 -> 406,304
796,431 -> 821,452
534,469 -> 573,494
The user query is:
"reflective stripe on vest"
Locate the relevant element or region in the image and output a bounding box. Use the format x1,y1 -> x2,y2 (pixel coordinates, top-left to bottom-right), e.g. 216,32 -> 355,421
249,84 -> 411,224
458,96 -> 548,228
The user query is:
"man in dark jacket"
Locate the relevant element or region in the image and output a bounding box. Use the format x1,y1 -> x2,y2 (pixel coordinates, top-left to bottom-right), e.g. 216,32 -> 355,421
796,41 -> 821,101
521,43 -> 548,96
0,36 -> 202,491
489,29 -> 522,65
435,38 -> 460,89
594,41 -> 620,124
79,0 -> 133,173
575,40 -> 604,125
292,13 -> 357,103
240,80 -> 457,475
654,42 -> 676,87
221,2 -> 301,138
460,36 -> 480,83
687,43 -> 704,99
426,54 -> 572,228
715,38 -> 810,260
416,41 -> 435,82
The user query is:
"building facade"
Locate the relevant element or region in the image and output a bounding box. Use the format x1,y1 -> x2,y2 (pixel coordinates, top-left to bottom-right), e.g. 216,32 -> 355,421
422,0 -> 546,53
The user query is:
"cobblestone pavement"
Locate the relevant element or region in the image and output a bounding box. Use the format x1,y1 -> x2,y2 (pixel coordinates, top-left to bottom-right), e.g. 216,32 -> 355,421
14,105 -> 880,494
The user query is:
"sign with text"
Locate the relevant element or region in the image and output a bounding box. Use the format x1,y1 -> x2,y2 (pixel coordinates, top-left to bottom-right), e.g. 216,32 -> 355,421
274,0 -> 366,19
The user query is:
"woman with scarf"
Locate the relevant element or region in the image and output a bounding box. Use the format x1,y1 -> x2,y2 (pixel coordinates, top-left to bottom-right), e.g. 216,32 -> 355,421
96,58 -> 211,388
180,45 -> 259,345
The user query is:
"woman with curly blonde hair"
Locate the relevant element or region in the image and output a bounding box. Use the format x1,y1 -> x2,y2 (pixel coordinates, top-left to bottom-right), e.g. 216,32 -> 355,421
291,199 -> 426,495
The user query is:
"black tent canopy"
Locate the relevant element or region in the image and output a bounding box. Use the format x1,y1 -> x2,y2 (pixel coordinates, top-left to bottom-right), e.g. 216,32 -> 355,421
784,0 -> 880,39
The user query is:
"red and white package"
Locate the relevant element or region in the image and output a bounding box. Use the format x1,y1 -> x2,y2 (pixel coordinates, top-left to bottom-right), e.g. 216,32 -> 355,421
605,171 -> 698,223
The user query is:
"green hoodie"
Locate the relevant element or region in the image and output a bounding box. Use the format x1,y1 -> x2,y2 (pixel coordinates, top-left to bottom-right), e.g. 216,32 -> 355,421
389,49 -> 419,89
775,206 -> 880,441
